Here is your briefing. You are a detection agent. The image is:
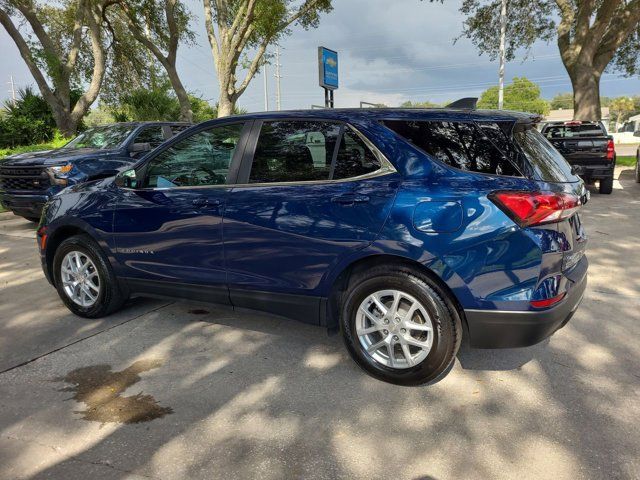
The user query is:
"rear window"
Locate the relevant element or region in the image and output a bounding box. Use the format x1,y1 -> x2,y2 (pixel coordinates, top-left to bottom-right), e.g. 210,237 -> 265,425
514,127 -> 577,183
383,120 -> 521,176
543,123 -> 605,138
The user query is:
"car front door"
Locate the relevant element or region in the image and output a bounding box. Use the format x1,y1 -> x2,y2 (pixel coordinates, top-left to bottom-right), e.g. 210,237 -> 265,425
112,122 -> 250,303
222,120 -> 400,323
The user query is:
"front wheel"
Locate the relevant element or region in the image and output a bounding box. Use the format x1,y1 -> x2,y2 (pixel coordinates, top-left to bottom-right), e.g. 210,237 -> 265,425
53,234 -> 127,318
635,157 -> 640,183
340,266 -> 461,386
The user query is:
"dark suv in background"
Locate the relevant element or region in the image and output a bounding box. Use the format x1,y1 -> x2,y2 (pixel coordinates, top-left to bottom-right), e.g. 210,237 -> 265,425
0,122 -> 189,220
541,121 -> 615,194
37,108 -> 588,385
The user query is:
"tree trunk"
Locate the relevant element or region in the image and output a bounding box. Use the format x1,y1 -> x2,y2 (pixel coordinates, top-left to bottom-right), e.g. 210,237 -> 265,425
52,108 -> 78,138
217,93 -> 235,118
568,64 -> 602,121
166,64 -> 193,122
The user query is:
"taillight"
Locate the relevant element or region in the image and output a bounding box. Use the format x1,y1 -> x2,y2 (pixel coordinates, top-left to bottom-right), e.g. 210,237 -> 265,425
606,139 -> 615,160
490,191 -> 581,227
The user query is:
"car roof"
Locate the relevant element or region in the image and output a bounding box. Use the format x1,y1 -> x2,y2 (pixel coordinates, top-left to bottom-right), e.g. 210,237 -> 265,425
91,121 -> 192,128
208,108 -> 540,125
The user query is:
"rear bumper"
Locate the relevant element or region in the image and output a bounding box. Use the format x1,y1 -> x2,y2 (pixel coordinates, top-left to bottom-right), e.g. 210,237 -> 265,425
0,192 -> 50,219
464,256 -> 588,348
576,164 -> 614,180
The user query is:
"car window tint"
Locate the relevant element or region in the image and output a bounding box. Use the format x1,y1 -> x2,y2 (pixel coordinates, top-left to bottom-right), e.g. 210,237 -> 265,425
543,124 -> 606,138
146,124 -> 244,188
332,128 -> 382,179
134,126 -> 165,148
249,121 -> 341,183
384,120 -> 520,176
514,127 -> 577,183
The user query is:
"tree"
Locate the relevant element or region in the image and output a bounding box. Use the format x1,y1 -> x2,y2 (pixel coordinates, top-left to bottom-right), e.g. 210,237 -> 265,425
550,93 -> 573,110
450,0 -> 640,120
609,96 -> 635,131
400,100 -> 441,108
0,87 -> 56,148
107,0 -> 196,122
477,77 -> 550,114
202,0 -> 333,117
0,1 -> 108,136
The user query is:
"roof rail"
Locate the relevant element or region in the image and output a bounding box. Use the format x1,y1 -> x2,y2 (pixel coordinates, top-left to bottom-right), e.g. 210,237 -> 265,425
445,97 -> 478,110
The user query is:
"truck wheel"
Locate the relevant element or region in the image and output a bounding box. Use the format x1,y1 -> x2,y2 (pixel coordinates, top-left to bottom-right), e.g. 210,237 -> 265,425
53,234 -> 127,318
340,265 -> 462,386
635,157 -> 640,183
599,176 -> 613,194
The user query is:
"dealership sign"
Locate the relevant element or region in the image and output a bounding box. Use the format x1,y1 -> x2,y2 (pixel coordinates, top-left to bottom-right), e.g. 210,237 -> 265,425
318,47 -> 338,90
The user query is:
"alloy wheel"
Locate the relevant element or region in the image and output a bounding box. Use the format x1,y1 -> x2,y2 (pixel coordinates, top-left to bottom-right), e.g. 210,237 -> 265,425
356,289 -> 434,369
60,251 -> 101,307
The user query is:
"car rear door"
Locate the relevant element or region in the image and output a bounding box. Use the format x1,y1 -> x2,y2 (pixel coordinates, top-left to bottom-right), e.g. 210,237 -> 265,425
222,119 -> 400,323
112,121 -> 251,303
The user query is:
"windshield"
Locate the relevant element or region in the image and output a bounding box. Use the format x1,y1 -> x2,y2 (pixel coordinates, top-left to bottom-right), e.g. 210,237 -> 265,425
514,127 -> 578,183
62,125 -> 136,150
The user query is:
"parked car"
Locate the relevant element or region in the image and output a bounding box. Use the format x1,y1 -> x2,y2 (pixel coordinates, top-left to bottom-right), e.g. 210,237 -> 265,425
540,121 -> 615,194
37,108 -> 589,385
0,122 -> 190,221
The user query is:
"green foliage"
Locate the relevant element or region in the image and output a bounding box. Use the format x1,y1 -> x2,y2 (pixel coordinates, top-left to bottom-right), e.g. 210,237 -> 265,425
0,131 -> 70,159
110,83 -> 243,122
0,87 -> 57,148
610,97 -> 636,130
400,100 -> 441,108
617,156 -> 636,167
477,77 -> 550,115
550,93 -> 573,110
451,0 -> 640,77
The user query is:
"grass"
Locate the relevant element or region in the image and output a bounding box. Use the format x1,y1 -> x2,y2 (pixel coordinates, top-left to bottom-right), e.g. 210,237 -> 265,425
0,134 -> 70,160
617,156 -> 637,167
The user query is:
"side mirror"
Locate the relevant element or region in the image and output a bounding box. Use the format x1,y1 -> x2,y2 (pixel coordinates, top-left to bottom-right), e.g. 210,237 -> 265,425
114,168 -> 139,189
129,142 -> 151,154
634,130 -> 640,137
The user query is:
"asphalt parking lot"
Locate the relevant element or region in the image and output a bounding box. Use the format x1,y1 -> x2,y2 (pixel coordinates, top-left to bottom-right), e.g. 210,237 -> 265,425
0,167 -> 639,480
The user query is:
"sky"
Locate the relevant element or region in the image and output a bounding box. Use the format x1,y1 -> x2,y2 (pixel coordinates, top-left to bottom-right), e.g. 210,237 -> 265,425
1,0 -> 638,111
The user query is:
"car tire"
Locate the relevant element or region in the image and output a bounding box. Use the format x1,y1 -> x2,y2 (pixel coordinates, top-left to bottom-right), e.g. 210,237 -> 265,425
340,265 -> 462,386
599,176 -> 613,194
23,216 -> 40,223
635,157 -> 640,183
53,234 -> 127,318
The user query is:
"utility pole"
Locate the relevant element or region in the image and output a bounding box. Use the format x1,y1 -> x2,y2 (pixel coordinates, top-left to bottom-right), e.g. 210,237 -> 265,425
275,46 -> 282,111
8,75 -> 16,106
498,0 -> 507,110
263,62 -> 269,111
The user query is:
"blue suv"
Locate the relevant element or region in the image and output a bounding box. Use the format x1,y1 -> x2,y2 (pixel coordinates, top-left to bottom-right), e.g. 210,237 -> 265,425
37,108 -> 589,385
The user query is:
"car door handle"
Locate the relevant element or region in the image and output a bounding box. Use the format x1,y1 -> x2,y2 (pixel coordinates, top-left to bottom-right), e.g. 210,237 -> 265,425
331,194 -> 370,205
192,198 -> 222,208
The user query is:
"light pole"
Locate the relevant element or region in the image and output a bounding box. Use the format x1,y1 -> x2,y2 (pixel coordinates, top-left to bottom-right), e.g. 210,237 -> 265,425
498,0 -> 507,110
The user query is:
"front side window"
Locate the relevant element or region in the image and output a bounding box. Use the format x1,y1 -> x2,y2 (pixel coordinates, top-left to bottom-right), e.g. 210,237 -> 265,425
133,126 -> 166,148
63,125 -> 136,150
249,121 -> 341,183
146,123 -> 244,188
383,120 -> 520,176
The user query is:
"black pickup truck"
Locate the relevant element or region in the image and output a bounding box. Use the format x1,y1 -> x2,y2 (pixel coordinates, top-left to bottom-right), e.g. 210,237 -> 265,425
541,121 -> 615,194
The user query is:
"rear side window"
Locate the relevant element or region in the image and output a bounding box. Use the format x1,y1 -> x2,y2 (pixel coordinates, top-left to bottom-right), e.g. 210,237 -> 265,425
383,120 -> 521,177
514,127 -> 576,183
543,124 -> 606,138
333,128 -> 382,179
249,121 -> 341,183
134,126 -> 165,148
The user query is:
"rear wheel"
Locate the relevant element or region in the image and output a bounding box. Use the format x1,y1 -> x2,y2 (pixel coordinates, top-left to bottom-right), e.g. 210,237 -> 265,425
340,265 -> 461,386
53,234 -> 127,318
599,176 -> 613,194
635,156 -> 640,183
